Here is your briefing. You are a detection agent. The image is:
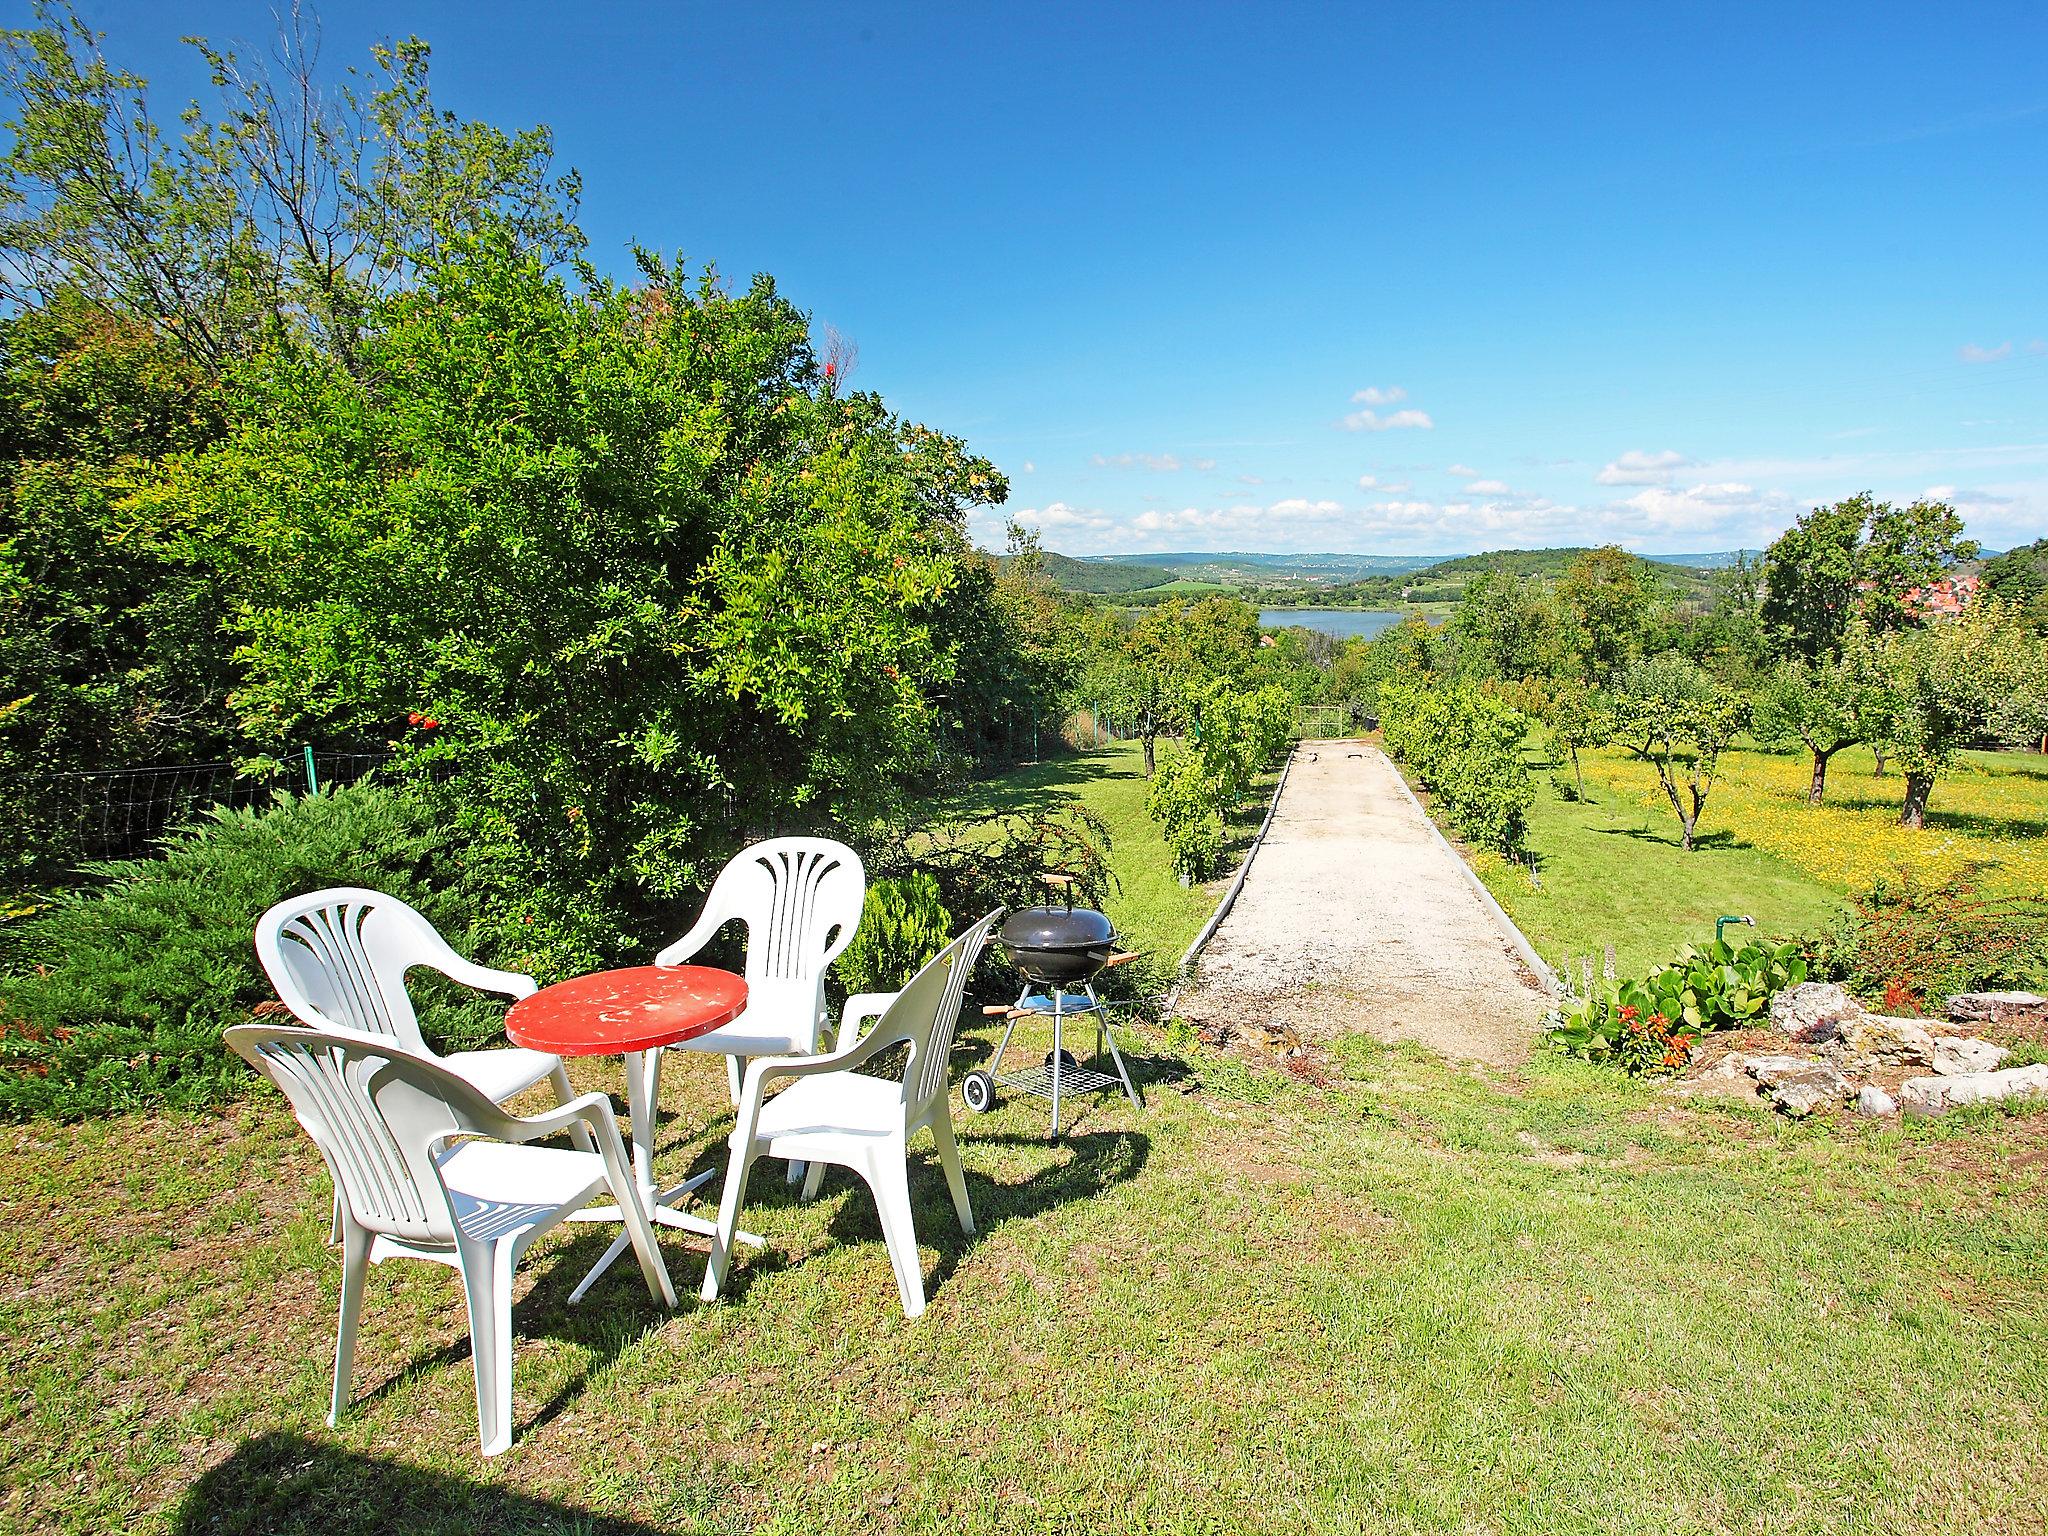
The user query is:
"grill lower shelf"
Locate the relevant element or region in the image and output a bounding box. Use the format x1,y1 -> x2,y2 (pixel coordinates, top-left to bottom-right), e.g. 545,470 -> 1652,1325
995,1062 -> 1120,1100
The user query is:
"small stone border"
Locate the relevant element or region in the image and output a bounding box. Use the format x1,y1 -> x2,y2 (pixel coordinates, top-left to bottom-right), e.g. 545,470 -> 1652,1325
1160,742 -> 1297,1020
1378,751 -> 1563,997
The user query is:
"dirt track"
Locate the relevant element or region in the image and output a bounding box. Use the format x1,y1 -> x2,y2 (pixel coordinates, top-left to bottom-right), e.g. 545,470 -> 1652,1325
1173,740 -> 1550,1067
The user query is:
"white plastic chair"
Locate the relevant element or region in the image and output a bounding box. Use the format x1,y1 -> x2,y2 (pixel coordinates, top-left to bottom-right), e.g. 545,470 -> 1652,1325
224,1024 -> 676,1457
654,838 -> 866,1103
256,888 -> 588,1149
700,908 -> 1003,1319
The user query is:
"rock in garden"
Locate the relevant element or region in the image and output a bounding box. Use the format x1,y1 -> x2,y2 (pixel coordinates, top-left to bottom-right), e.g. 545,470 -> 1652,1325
1746,1055 -> 1853,1115
1945,992 -> 2048,1027
1834,1014 -> 1938,1068
1769,983 -> 1864,1044
1898,1064 -> 2048,1117
1931,1036 -> 2011,1076
1745,1054 -> 1832,1087
1672,1054 -> 1762,1100
1855,1085 -> 1897,1116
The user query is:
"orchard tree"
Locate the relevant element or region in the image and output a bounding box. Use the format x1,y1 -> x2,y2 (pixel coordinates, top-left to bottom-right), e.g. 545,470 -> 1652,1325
1558,545 -> 1660,680
1615,653 -> 1746,852
1860,498 -> 1978,633
1750,638 -> 1883,804
1106,596 -> 1261,776
1544,680 -> 1614,802
1868,604 -> 2042,828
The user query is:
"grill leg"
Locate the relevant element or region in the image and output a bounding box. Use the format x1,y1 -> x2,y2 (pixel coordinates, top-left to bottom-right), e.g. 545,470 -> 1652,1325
990,987 -> 1028,1083
1049,991 -> 1064,1139
1088,981 -> 1144,1111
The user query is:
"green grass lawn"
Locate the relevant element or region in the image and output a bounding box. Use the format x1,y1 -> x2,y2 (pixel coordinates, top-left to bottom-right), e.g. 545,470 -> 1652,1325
930,739 -> 1274,985
6,1031 -> 2046,1534
1456,740 -> 2048,982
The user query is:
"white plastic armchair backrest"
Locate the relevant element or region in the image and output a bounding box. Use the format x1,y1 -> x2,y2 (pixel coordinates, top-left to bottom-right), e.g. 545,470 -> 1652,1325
225,1024 -> 518,1247
870,908 -> 1003,1127
657,838 -> 866,1047
256,887 -> 530,1052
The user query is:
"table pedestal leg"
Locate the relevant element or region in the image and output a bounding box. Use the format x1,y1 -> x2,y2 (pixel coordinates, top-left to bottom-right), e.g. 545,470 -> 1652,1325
568,1048 -> 761,1305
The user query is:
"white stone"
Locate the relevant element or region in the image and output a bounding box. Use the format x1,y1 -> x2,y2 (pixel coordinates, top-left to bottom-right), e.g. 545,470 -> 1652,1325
1898,1064 -> 2048,1117
1835,1014 -> 1938,1068
1745,1054 -> 1830,1087
1946,991 -> 2047,1026
1932,1036 -> 2012,1076
1769,982 -> 1864,1044
1856,1085 -> 1898,1117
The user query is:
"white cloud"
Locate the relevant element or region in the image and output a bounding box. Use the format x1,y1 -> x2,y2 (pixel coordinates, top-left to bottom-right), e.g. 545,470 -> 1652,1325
1020,461 -> 1035,474
1596,448 -> 1695,486
1350,385 -> 1408,406
1193,457 -> 1217,472
1466,479 -> 1511,495
1340,407 -> 1434,432
1959,341 -> 2013,363
2030,339 -> 2047,356
1446,464 -> 1479,478
1238,473 -> 1265,486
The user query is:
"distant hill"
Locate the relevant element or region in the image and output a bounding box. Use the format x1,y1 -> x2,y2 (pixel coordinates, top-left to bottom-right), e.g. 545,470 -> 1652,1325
1023,551 -> 1180,594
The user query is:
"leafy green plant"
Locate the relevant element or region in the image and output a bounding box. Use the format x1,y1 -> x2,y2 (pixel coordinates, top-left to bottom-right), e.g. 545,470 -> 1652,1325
0,784 -> 486,1120
1804,868 -> 2048,1013
1146,746 -> 1224,883
1378,679 -> 1534,854
837,873 -> 953,997
1545,935 -> 1807,1073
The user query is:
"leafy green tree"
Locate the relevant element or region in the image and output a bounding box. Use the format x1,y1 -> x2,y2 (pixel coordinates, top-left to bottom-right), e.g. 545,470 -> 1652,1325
1557,545 -> 1660,680
1749,640 -> 1883,804
1544,680 -> 1614,801
1615,653 -> 1746,852
0,4 -> 579,372
1980,538 -> 2048,634
1448,567 -> 1561,681
1860,498 -> 1978,634
161,242 -> 1004,970
1097,595 -> 1261,777
1760,494 -> 1869,662
1867,604 -> 2042,828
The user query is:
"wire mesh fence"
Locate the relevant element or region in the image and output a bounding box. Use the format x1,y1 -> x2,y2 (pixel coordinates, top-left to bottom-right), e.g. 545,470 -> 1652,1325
40,749 -> 392,862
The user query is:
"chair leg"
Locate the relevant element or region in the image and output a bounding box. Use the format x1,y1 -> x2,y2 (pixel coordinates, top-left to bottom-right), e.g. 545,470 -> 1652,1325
724,1054 -> 745,1107
329,1190 -> 343,1246
800,1159 -> 826,1202
549,1063 -> 597,1153
700,1143 -> 758,1303
329,1219 -> 371,1427
457,1236 -> 519,1457
931,1112 -> 976,1236
861,1145 -> 927,1319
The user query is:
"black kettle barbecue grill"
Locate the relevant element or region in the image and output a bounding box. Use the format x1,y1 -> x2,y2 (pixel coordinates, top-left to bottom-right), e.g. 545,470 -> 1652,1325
961,897 -> 1145,1137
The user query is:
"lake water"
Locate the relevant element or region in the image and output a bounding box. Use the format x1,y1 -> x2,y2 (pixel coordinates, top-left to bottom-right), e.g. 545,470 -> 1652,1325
1259,608 -> 1406,639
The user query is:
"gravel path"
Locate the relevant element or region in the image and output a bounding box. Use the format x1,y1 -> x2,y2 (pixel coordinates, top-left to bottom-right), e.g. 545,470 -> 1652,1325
1174,740 -> 1550,1067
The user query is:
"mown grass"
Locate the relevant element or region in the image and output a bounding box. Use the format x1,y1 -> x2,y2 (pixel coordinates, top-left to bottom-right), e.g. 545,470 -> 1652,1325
931,739 -> 1274,981
1467,741 -> 2048,980
5,1028 -> 2046,1534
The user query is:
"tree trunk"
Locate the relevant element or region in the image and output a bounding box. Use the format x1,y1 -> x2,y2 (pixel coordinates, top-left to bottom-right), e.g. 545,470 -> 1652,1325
1570,747 -> 1584,802
1899,771 -> 1934,829
1141,715 -> 1156,779
1808,747 -> 1834,805
1872,745 -> 1887,778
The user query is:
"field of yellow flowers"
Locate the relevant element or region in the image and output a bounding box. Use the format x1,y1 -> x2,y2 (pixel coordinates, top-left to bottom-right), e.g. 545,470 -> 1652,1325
1574,742 -> 2048,899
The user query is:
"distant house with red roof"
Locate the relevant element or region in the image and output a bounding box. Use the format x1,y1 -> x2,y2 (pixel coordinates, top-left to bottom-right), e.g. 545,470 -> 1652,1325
1901,573 -> 1979,616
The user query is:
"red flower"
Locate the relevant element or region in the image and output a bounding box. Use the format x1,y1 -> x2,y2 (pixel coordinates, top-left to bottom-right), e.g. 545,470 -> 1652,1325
1647,1012 -> 1670,1031
1618,1004 -> 1639,1022
421,717 -> 439,730
407,711 -> 422,725
824,362 -> 836,377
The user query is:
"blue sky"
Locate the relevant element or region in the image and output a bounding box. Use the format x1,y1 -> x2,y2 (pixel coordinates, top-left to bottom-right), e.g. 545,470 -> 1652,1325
63,1 -> 2048,558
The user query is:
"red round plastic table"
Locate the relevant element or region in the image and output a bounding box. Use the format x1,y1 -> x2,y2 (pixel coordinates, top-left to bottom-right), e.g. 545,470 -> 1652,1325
507,965 -> 753,1302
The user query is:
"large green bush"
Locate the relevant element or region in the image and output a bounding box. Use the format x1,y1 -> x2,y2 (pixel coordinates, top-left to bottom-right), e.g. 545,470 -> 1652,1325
1378,680 -> 1534,854
838,873 -> 953,998
0,784 -> 487,1120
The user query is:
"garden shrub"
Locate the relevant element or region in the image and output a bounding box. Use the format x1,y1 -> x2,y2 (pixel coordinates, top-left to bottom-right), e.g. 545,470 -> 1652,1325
0,784 -> 488,1120
1805,869 -> 2048,1013
1146,747 -> 1225,883
1378,680 -> 1533,854
838,872 -> 953,997
1546,935 -> 1808,1073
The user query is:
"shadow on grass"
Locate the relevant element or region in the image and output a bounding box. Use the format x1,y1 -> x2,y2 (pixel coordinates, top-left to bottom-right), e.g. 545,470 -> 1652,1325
714,1126 -> 1151,1307
1589,825 -> 1748,852
933,747 -> 1136,818
171,1430 -> 670,1536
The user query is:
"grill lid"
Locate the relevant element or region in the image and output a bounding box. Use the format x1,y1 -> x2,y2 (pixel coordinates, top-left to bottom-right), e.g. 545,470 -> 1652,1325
998,905 -> 1115,953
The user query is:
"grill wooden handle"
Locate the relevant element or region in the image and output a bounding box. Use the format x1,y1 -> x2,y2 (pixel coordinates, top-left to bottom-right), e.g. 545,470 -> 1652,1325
1101,950 -> 1145,970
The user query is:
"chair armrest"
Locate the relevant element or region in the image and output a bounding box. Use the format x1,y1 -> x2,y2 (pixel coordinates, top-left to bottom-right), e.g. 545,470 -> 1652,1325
654,899 -> 731,968
729,1029 -> 899,1148
433,953 -> 538,1000
496,1090 -> 619,1146
835,990 -> 898,1053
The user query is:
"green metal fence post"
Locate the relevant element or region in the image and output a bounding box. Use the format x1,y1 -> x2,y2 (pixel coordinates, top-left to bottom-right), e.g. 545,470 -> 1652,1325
304,744 -> 320,795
